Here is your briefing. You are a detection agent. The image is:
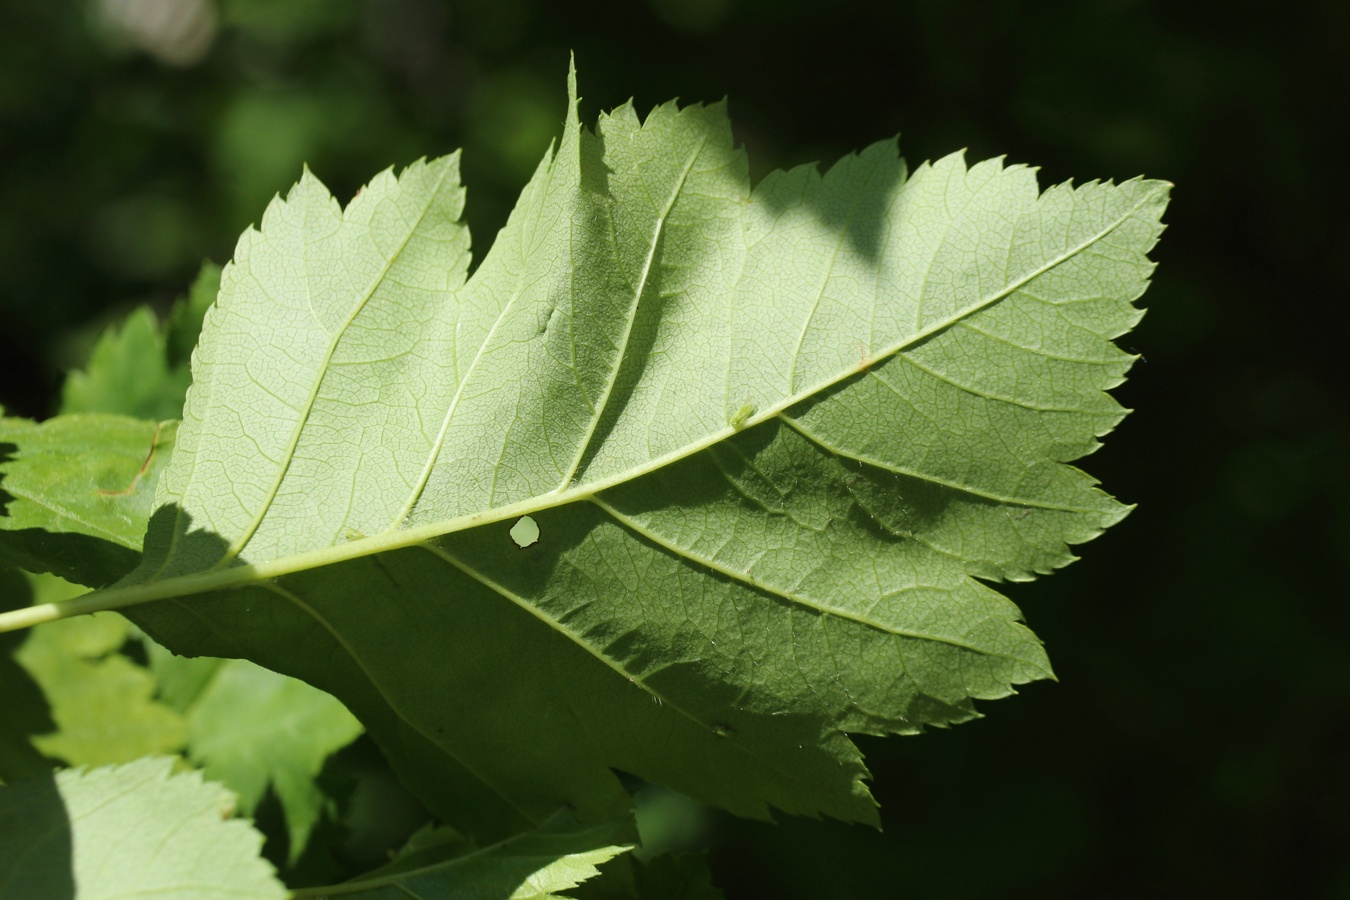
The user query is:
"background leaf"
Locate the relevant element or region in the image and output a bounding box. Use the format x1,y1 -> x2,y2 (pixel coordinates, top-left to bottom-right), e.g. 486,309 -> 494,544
0,415 -> 174,587
59,261 -> 220,422
12,574 -> 186,767
0,265 -> 216,584
147,649 -> 363,863
0,756 -> 285,900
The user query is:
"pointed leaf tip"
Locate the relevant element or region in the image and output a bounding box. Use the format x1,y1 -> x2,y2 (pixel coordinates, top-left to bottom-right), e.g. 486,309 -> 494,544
567,53 -> 580,118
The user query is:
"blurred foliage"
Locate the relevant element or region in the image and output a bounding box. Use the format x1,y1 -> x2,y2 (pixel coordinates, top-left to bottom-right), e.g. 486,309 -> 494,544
1,0 -> 1346,897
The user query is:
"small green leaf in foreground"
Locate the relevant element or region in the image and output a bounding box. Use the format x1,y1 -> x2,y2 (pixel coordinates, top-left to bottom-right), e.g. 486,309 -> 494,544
294,810 -> 637,900
0,756 -> 285,900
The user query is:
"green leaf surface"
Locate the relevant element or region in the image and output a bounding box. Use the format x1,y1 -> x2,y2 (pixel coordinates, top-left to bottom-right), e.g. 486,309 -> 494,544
146,649 -> 363,862
296,811 -> 637,899
15,66 -> 1167,837
0,756 -> 286,900
60,262 -> 220,421
0,415 -> 175,587
13,574 -> 186,768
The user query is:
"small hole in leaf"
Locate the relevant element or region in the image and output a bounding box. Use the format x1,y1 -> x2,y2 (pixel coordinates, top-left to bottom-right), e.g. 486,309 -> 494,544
510,515 -> 540,549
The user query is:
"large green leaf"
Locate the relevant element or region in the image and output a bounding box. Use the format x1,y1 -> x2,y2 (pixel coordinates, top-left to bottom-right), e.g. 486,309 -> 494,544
0,756 -> 285,899
5,66 -> 1169,837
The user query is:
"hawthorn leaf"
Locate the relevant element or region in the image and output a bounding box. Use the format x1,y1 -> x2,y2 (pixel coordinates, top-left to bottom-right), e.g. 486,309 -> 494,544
59,308 -> 187,423
0,757 -> 285,899
0,512 -> 354,859
19,65 -> 1167,837
294,810 -> 637,900
0,414 -> 175,587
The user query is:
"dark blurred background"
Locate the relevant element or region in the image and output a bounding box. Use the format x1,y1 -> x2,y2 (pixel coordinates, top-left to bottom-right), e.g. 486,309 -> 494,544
2,1 -> 1347,896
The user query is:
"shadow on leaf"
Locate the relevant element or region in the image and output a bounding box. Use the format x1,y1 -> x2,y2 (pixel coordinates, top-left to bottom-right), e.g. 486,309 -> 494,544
0,767 -> 75,899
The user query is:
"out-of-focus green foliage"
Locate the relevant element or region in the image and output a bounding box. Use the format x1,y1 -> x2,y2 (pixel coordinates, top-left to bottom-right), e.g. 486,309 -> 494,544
0,1 -> 1346,897
61,263 -> 219,421
149,651 -> 364,864
13,580 -> 186,768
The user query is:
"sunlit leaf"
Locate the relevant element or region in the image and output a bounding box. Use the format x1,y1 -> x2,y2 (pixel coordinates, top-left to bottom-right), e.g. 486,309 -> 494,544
5,64 -> 1169,840
295,811 -> 636,900
0,757 -> 285,899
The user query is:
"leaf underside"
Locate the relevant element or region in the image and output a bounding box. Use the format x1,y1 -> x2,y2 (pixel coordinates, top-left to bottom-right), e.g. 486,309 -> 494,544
61,64 -> 1168,837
